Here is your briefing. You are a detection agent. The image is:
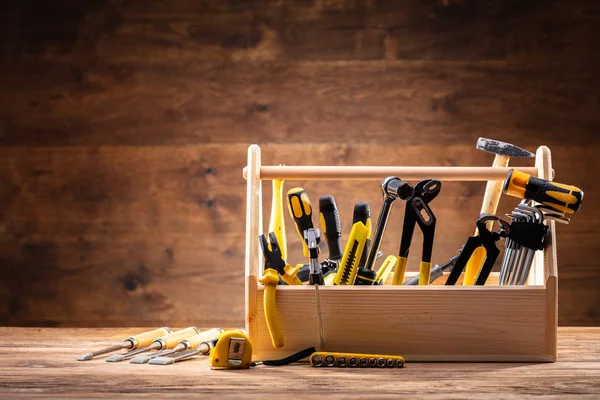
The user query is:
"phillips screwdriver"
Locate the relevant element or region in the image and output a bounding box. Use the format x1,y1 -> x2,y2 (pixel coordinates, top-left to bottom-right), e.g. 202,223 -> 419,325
319,195 -> 343,266
76,327 -> 171,361
105,327 -> 199,362
287,188 -> 314,257
129,328 -> 224,364
503,169 -> 583,214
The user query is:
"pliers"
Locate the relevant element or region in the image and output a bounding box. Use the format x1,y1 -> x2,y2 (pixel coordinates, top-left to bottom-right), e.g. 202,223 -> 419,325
258,232 -> 302,349
445,213 -> 510,286
392,179 -> 441,285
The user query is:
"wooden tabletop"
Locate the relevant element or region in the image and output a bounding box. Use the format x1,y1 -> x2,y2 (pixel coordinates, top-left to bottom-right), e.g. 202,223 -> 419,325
1,327 -> 599,398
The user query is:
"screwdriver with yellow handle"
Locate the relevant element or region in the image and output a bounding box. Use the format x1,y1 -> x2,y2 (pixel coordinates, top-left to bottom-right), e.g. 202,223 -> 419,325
129,328 -> 224,364
105,327 -> 200,362
503,169 -> 583,214
287,188 -> 315,257
269,177 -> 287,261
76,327 -> 172,361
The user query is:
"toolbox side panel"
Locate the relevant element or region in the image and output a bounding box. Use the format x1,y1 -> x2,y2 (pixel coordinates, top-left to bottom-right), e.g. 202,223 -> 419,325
253,285 -> 550,362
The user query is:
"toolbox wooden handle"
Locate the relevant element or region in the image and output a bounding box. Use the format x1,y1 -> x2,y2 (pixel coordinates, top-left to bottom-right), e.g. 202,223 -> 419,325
243,165 -> 539,181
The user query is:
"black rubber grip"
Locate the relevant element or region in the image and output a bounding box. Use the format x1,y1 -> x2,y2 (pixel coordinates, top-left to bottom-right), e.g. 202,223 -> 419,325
354,267 -> 377,285
319,195 -> 343,261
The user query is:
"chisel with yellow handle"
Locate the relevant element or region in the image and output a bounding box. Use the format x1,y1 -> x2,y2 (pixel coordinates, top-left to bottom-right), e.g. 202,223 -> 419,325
105,327 -> 200,362
503,169 -> 583,214
269,177 -> 287,261
333,219 -> 369,285
76,327 -> 172,361
287,187 -> 315,257
130,328 -> 224,364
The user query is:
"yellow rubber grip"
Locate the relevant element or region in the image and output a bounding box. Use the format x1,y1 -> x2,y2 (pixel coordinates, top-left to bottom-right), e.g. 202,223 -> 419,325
462,245 -> 486,286
183,328 -> 224,349
419,261 -> 432,286
281,264 -> 303,285
324,273 -> 336,286
161,327 -> 200,348
258,269 -> 284,348
269,178 -> 287,261
391,256 -> 408,285
375,255 -> 397,285
287,188 -> 313,257
127,327 -> 171,348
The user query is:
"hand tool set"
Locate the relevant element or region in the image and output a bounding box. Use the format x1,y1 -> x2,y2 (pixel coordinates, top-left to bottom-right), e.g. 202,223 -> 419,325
76,139 -> 586,370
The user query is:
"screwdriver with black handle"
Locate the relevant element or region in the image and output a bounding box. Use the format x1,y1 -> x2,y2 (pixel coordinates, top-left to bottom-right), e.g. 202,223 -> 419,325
319,195 -> 343,265
76,327 -> 172,361
287,188 -> 315,257
503,169 -> 583,214
105,327 -> 199,362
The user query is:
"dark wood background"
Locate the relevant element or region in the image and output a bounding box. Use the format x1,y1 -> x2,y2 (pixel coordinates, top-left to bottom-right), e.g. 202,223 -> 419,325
0,0 -> 598,327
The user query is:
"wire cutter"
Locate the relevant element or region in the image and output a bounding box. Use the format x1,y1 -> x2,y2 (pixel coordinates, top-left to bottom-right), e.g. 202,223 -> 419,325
258,232 -> 302,349
392,179 -> 441,285
445,213 -> 510,286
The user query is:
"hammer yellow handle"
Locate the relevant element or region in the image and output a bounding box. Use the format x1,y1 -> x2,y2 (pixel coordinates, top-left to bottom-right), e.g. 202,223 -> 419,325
127,327 -> 171,348
161,327 -> 200,348
259,268 -> 284,348
269,178 -> 287,261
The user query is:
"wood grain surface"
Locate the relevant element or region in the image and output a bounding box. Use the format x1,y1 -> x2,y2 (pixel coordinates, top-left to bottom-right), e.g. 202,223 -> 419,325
0,0 -> 599,327
0,327 -> 598,398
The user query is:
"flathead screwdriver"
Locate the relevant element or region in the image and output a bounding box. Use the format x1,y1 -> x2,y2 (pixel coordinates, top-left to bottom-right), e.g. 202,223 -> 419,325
76,327 -> 172,361
105,326 -> 199,362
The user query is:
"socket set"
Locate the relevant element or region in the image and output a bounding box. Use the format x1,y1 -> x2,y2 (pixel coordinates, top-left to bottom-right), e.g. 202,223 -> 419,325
310,352 -> 405,368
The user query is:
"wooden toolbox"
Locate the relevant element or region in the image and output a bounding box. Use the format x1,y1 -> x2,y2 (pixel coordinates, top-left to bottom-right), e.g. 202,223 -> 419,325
243,145 -> 557,362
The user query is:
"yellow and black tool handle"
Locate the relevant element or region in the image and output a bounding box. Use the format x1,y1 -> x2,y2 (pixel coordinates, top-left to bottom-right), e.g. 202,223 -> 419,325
310,352 -> 405,368
319,195 -> 343,261
125,327 -> 172,349
352,202 -> 372,269
258,269 -> 284,348
374,255 -> 397,285
281,264 -> 303,285
333,221 -> 369,285
269,178 -> 287,261
287,188 -> 314,257
503,169 -> 583,214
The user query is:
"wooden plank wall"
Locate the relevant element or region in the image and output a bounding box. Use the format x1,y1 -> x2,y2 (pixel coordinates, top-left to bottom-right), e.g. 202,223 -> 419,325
0,0 -> 598,327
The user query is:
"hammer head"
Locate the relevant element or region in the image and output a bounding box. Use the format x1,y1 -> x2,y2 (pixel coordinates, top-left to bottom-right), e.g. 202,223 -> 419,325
476,138 -> 534,158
